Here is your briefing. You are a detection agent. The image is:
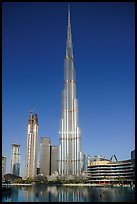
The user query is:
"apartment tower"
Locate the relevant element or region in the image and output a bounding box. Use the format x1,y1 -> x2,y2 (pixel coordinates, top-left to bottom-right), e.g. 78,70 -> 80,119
10,144 -> 20,176
40,137 -> 51,176
51,146 -> 58,175
25,112 -> 38,178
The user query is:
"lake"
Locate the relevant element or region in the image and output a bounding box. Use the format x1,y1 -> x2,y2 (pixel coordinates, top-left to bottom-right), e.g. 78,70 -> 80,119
2,184 -> 135,202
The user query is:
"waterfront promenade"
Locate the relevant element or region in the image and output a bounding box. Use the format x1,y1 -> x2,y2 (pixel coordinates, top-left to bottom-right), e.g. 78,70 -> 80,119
2,182 -> 135,187
2,183 -> 33,187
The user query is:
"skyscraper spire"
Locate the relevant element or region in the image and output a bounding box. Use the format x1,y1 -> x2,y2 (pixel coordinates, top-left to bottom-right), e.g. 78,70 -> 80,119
58,5 -> 82,177
66,3 -> 73,59
68,3 -> 70,27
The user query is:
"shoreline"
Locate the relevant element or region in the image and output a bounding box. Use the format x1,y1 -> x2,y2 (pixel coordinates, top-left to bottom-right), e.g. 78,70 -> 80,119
2,183 -> 135,187
62,183 -> 135,187
2,183 -> 33,186
62,183 -> 106,186
2,183 -> 99,187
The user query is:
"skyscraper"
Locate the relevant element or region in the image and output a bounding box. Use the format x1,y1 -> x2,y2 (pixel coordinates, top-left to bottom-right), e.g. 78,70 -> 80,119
83,153 -> 91,171
40,137 -> 51,176
10,144 -> 20,176
2,155 -> 6,178
25,112 -> 38,178
51,146 -> 58,175
58,5 -> 82,176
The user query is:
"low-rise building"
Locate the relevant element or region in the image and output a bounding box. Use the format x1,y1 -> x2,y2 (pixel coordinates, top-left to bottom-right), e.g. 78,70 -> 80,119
87,155 -> 135,184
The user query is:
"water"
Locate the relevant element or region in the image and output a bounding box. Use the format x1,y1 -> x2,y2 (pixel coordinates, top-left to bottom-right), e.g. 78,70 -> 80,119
2,184 -> 135,202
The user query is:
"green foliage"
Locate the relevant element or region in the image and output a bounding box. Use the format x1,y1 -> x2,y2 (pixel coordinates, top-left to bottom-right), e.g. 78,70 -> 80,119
54,177 -> 90,184
12,178 -> 34,184
13,178 -> 22,183
22,178 -> 34,183
12,176 -> 90,185
34,175 -> 48,183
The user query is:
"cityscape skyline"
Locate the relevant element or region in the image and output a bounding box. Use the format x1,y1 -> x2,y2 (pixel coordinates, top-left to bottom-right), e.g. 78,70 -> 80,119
2,2 -> 135,177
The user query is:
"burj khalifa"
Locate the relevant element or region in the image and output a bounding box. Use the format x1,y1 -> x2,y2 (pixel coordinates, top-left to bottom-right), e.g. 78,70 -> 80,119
58,5 -> 82,176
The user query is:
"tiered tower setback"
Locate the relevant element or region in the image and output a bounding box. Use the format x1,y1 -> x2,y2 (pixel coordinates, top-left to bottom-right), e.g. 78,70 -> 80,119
58,5 -> 82,176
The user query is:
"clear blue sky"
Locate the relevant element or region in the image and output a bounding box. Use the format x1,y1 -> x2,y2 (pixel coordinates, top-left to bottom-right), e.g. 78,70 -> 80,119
2,2 -> 135,177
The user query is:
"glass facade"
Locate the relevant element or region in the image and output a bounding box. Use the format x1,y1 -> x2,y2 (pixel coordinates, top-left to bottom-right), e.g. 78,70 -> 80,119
58,6 -> 82,176
10,144 -> 20,176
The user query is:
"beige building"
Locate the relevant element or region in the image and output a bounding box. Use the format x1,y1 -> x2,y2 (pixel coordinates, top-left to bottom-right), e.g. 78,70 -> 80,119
87,155 -> 135,184
25,112 -> 38,178
2,155 -> 6,179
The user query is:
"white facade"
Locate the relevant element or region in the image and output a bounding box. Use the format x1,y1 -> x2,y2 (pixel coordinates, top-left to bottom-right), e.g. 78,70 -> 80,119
58,6 -> 82,176
25,112 -> 38,178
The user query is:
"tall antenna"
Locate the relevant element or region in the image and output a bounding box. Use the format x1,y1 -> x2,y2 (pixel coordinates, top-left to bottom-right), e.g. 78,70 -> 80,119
68,3 -> 71,28
32,107 -> 35,113
29,109 -> 33,119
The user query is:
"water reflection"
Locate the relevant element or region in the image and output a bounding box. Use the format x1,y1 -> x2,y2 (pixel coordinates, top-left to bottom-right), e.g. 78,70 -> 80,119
2,190 -> 12,202
2,187 -> 18,202
2,184 -> 135,202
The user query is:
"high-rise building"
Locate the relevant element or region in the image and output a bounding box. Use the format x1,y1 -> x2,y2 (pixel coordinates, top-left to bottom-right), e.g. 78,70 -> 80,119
51,146 -> 58,175
83,154 -> 91,172
37,160 -> 40,175
58,5 -> 82,176
131,150 -> 135,180
2,155 -> 6,178
10,144 -> 20,176
131,150 -> 135,160
40,137 -> 51,176
25,112 -> 38,178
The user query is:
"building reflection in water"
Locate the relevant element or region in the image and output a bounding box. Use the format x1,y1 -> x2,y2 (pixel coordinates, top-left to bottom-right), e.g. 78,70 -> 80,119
2,190 -> 12,202
2,187 -> 19,202
2,185 -> 135,202
24,186 -> 34,202
55,186 -> 88,202
26,185 -> 89,202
